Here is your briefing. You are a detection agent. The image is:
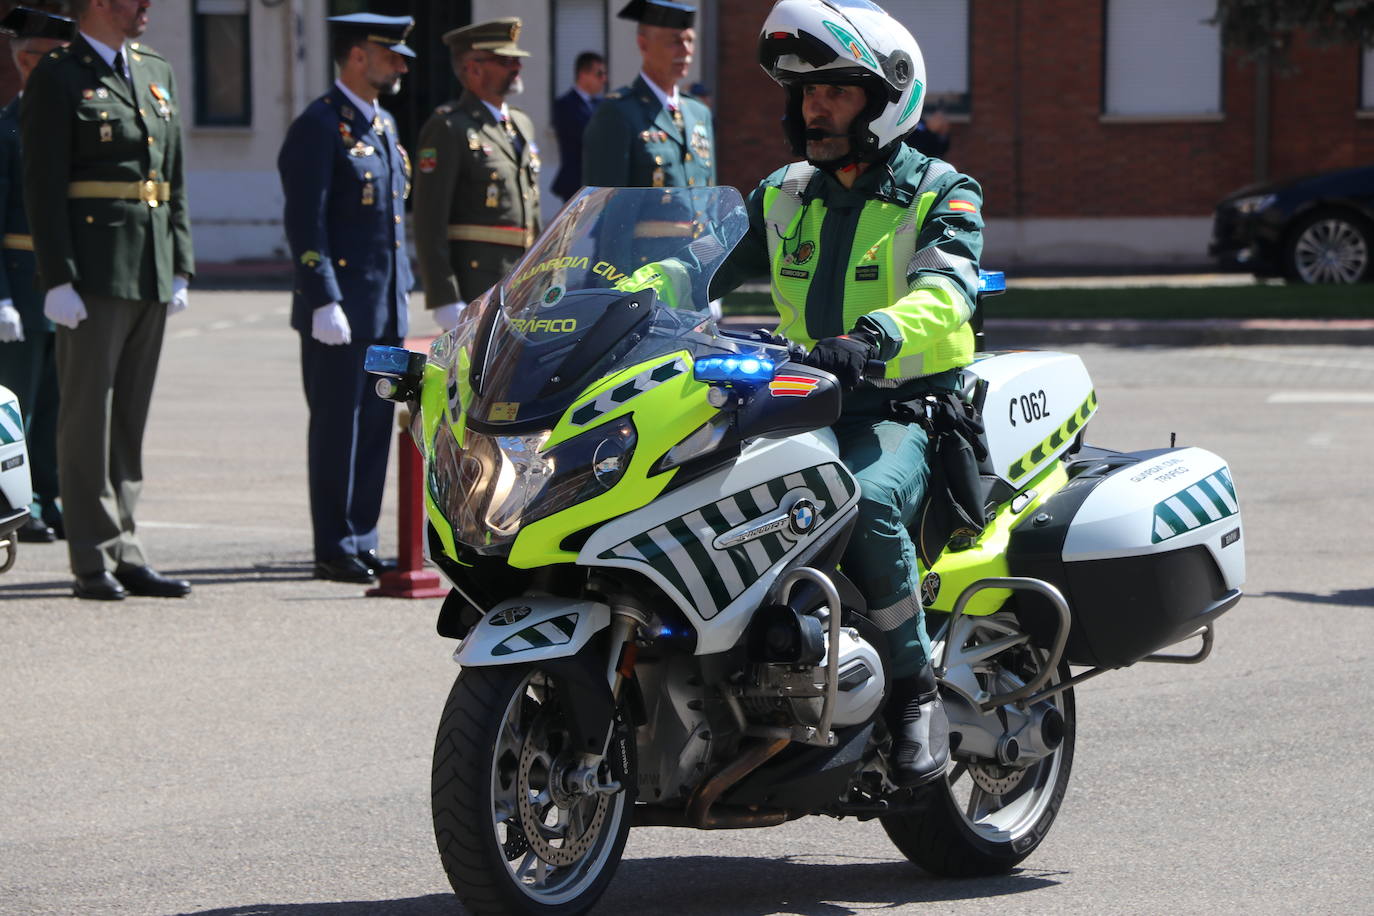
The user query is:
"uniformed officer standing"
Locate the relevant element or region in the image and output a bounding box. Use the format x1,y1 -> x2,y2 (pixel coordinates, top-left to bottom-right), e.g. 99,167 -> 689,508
581,0 -> 714,192
413,18 -> 540,331
21,0 -> 194,601
277,13 -> 415,584
0,5 -> 75,545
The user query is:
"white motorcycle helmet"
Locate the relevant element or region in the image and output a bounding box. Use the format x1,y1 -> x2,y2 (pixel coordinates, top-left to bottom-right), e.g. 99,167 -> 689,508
758,0 -> 926,164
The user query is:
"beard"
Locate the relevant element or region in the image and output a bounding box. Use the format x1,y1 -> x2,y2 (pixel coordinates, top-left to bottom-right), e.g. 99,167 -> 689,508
805,136 -> 850,163
372,74 -> 403,96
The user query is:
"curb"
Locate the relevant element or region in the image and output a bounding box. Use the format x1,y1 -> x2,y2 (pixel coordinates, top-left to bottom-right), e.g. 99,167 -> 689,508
721,315 -> 1372,347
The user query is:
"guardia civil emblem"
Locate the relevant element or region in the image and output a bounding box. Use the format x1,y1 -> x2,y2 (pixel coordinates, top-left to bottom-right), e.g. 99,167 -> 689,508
786,240 -> 815,265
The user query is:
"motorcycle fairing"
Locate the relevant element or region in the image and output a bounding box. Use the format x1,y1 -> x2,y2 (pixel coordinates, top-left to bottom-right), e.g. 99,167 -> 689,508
0,385 -> 33,541
580,432 -> 862,654
453,596 -> 612,667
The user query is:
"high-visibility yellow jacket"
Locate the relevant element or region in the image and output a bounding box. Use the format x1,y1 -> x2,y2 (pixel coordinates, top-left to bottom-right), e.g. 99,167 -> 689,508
712,144 -> 984,384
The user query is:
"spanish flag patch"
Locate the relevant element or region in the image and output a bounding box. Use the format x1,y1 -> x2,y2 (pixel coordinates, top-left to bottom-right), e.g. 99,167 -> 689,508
948,199 -> 978,213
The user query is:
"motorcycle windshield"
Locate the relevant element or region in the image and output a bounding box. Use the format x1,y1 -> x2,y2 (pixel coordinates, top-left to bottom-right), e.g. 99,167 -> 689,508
459,186 -> 750,432
430,186 -> 750,553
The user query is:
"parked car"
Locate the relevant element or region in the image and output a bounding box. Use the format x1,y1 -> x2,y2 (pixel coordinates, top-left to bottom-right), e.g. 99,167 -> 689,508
1209,165 -> 1374,284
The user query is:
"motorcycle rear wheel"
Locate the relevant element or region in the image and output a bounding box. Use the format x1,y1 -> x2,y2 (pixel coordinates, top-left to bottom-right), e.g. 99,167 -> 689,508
882,628 -> 1075,877
432,664 -> 635,915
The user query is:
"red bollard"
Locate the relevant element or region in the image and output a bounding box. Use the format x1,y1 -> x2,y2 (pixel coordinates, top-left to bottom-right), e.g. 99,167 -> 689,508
367,426 -> 449,599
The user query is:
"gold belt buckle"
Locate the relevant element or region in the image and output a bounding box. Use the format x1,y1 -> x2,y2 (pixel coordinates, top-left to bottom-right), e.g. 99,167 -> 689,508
141,179 -> 159,208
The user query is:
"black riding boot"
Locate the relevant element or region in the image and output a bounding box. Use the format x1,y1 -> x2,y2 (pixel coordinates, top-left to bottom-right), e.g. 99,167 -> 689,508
887,664 -> 950,787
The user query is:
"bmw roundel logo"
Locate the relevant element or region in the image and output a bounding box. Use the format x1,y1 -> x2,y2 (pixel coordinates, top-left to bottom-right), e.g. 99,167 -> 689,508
920,573 -> 941,606
789,498 -> 817,535
493,606 -> 532,627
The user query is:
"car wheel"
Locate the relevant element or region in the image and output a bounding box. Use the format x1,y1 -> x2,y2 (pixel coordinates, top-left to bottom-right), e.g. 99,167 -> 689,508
1284,210 -> 1373,284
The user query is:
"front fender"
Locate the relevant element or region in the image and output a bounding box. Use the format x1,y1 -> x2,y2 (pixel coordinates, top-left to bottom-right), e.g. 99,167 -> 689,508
453,597 -> 612,667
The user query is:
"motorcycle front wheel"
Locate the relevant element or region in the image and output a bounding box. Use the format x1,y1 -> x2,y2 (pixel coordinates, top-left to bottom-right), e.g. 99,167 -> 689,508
882,615 -> 1075,877
432,664 -> 635,915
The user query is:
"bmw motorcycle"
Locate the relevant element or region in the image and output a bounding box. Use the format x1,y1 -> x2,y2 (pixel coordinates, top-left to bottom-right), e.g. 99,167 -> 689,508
0,384 -> 33,575
365,186 -> 1245,915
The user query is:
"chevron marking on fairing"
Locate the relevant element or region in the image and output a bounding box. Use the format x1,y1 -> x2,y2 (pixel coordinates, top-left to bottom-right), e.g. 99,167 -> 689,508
0,400 -> 23,445
569,357 -> 687,427
1008,390 -> 1098,482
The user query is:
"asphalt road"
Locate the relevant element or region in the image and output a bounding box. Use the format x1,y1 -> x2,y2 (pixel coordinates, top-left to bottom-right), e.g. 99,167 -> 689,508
2,292 -> 1372,915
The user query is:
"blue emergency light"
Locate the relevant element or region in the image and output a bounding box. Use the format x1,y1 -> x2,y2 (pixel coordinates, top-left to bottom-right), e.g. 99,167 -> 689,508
693,355 -> 776,385
978,270 -> 1006,294
364,345 -> 420,379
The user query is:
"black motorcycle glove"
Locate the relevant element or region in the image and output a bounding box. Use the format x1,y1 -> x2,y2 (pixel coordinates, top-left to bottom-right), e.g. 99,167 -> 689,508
804,331 -> 879,388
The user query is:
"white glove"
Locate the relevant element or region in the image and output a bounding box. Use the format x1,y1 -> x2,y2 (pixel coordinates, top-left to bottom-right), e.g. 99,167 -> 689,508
167,275 -> 190,317
43,282 -> 87,330
0,300 -> 22,342
311,302 -> 352,345
433,301 -> 465,331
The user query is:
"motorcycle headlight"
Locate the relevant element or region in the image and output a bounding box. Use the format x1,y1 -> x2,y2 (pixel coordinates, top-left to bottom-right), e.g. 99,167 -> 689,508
1231,193 -> 1276,215
428,417 -> 638,553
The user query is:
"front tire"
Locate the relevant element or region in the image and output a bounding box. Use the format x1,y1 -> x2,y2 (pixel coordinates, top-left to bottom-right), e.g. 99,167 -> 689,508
882,617 -> 1075,877
432,664 -> 635,915
1284,210 -> 1373,284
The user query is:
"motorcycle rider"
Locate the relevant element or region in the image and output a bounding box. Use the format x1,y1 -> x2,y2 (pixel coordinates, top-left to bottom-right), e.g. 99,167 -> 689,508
711,0 -> 985,786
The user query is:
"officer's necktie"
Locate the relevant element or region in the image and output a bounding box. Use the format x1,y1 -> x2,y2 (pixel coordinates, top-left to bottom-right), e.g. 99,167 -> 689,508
112,50 -> 135,97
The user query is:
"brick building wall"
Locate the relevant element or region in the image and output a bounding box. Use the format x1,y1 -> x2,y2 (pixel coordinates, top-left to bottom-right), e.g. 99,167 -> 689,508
710,0 -> 1374,265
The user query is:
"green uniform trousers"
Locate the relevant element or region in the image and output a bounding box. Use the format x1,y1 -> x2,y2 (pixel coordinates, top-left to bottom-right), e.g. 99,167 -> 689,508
836,372 -> 962,678
55,295 -> 165,575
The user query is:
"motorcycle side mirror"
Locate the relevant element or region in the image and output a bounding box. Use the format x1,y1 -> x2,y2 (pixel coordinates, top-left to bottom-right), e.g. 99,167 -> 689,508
364,345 -> 425,402
735,364 -> 841,440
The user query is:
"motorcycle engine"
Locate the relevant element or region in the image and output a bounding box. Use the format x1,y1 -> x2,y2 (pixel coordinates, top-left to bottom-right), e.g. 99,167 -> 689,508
742,627 -> 886,728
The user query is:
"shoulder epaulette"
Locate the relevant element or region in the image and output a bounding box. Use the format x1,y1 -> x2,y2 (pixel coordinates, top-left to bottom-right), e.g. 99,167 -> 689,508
127,42 -> 166,60
435,103 -> 453,115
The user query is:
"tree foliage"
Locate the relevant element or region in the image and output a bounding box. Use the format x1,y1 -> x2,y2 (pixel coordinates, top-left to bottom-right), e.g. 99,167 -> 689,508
1213,0 -> 1374,57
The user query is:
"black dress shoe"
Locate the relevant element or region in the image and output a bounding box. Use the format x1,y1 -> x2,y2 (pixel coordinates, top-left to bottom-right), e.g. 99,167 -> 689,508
74,571 -> 126,601
113,564 -> 192,598
359,549 -> 396,574
16,515 -> 56,543
314,555 -> 376,583
46,513 -> 65,540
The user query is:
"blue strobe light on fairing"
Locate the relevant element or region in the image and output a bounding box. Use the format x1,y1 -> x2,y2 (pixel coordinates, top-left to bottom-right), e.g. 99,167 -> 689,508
693,355 -> 776,386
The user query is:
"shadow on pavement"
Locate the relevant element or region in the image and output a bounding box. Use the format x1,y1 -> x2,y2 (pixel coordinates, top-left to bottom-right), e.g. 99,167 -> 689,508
173,857 -> 1063,916
0,562 -> 320,599
1254,587 -> 1374,608
175,897 -> 458,916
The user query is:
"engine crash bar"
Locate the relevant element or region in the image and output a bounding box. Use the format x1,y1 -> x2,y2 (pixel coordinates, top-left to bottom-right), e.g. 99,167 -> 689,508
936,576 -> 1071,712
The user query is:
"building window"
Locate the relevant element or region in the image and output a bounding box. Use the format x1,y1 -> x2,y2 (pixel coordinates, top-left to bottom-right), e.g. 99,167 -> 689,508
1363,45 -> 1374,110
553,0 -> 606,97
193,0 -> 251,126
882,0 -> 970,115
1104,0 -> 1221,116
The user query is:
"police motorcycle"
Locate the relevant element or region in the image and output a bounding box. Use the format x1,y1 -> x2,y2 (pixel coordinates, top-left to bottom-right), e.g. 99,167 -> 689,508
366,186 -> 1245,915
0,384 -> 34,574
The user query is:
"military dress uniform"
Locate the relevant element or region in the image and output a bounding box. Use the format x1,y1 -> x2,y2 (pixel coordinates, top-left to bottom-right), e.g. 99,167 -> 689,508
413,20 -> 541,315
413,91 -> 540,310
0,95 -> 60,537
21,35 -> 194,584
278,67 -> 414,573
581,75 -> 714,191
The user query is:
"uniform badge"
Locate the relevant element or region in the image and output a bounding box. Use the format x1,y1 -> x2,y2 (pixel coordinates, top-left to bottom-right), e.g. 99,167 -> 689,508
786,240 -> 815,265
341,105 -> 355,121
373,116 -> 384,134
397,143 -> 411,177
418,147 -> 438,173
691,123 -> 711,160
361,182 -> 375,207
96,88 -> 109,99
82,88 -> 94,100
529,152 -> 540,175
652,167 -> 665,188
486,184 -> 500,207
339,122 -> 354,145
99,123 -> 113,142
300,250 -> 322,268
467,129 -> 482,151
